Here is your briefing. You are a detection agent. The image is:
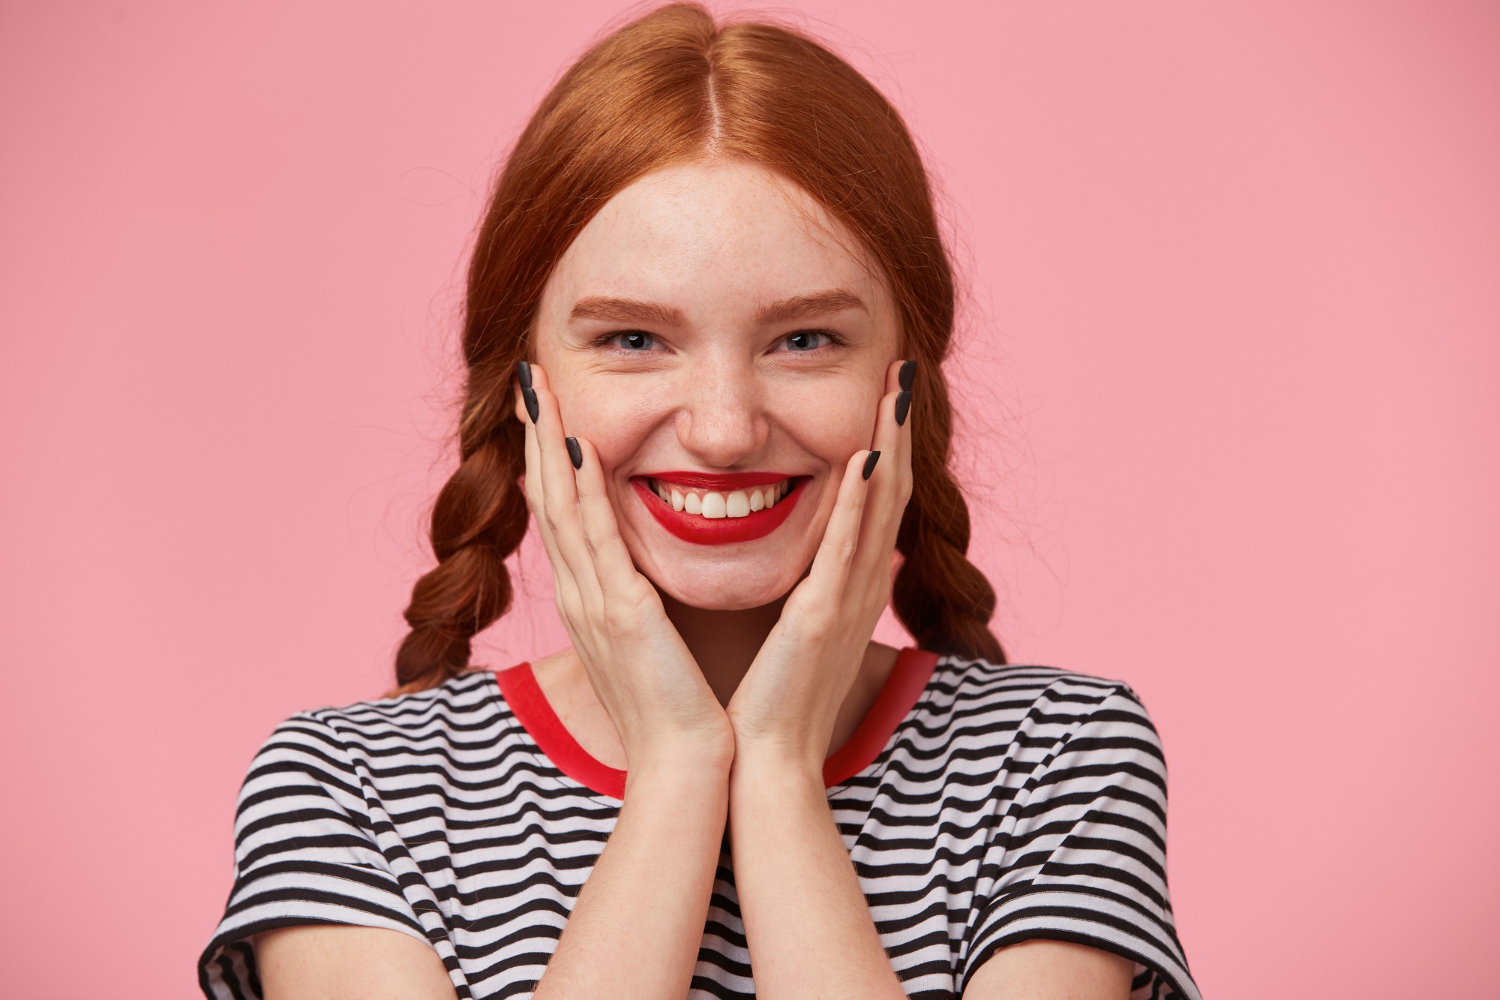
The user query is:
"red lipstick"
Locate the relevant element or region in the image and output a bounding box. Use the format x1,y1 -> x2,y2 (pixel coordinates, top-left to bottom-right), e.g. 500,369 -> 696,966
631,474 -> 805,545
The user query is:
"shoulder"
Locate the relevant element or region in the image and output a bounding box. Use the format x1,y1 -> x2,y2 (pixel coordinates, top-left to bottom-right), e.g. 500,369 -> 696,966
922,655 -> 1166,777
232,670 -> 506,839
237,669 -> 505,799
263,668 -> 503,746
307,666 -> 499,720
929,655 -> 1153,724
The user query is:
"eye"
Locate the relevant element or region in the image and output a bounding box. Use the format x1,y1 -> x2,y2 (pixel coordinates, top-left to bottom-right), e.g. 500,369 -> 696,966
778,329 -> 842,352
600,330 -> 659,351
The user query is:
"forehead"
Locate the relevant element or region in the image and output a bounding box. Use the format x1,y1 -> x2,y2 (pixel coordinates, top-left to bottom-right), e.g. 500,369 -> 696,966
541,159 -> 888,321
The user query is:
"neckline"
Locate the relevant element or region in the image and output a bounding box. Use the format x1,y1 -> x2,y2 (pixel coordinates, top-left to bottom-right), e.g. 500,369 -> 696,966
492,646 -> 940,800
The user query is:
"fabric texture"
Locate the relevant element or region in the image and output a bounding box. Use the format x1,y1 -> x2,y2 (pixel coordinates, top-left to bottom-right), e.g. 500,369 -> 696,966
198,651 -> 1200,999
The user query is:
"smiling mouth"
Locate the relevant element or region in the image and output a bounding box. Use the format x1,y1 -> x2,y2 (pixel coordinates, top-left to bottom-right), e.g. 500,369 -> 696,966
630,474 -> 807,545
643,476 -> 798,518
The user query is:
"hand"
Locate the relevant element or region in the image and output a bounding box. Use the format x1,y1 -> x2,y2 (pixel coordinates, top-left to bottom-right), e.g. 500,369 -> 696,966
516,362 -> 736,774
723,359 -> 914,769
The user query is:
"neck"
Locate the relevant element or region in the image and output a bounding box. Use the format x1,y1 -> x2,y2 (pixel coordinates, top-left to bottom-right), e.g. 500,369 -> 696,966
658,588 -> 786,707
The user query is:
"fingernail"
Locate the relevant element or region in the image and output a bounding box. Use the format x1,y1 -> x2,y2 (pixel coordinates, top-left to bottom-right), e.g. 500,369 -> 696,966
895,390 -> 911,427
523,386 -> 539,423
899,359 -> 916,392
515,360 -> 533,389
862,450 -> 881,481
565,436 -> 582,470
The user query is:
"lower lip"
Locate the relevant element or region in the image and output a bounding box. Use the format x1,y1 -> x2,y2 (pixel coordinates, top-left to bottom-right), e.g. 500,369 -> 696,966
632,478 -> 805,545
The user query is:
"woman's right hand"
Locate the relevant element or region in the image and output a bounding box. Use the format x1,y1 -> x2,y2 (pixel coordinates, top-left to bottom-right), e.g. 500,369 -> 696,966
515,360 -> 735,776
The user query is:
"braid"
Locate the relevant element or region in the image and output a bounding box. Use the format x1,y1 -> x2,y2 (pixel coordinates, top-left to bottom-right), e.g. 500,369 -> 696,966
385,413 -> 529,698
891,364 -> 1006,664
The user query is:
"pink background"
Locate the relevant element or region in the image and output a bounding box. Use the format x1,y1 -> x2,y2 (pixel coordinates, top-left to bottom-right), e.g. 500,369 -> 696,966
2,2 -> 1496,997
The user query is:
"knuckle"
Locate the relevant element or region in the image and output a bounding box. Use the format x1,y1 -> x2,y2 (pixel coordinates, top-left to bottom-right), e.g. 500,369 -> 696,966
596,523 -> 624,551
600,601 -> 643,637
582,522 -> 619,560
599,606 -> 628,634
540,496 -> 566,530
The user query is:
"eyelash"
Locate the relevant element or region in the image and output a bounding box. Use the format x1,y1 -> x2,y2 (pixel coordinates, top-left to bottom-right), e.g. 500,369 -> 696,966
592,329 -> 848,354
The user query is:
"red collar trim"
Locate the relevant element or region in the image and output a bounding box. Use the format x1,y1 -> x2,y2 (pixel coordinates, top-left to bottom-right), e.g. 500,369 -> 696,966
493,647 -> 939,800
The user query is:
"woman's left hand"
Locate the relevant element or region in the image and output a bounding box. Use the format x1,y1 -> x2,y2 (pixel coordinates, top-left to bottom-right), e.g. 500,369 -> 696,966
724,358 -> 915,771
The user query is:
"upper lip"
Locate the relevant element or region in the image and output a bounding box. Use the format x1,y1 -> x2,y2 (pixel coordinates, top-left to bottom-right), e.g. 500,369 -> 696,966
637,471 -> 797,489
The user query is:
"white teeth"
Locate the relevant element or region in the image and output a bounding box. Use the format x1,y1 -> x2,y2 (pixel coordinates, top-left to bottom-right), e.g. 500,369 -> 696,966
648,478 -> 794,518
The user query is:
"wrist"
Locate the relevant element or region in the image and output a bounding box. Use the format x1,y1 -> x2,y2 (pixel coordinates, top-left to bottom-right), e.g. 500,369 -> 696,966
624,751 -> 733,801
729,742 -> 825,788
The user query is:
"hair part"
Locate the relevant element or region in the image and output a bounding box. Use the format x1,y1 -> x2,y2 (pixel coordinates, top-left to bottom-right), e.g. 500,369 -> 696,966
386,1 -> 1004,698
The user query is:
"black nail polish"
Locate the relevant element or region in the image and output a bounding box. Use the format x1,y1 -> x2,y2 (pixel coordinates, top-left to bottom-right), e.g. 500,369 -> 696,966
895,390 -> 911,427
565,437 -> 582,470
862,450 -> 881,481
523,386 -> 539,423
899,359 -> 916,392
515,360 -> 533,389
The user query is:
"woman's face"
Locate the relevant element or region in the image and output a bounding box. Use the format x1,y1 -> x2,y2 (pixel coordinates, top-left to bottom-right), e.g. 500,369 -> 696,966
524,159 -> 901,609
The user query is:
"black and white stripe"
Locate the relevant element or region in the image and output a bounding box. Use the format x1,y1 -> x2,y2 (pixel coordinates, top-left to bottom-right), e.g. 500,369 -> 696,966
199,658 -> 1199,999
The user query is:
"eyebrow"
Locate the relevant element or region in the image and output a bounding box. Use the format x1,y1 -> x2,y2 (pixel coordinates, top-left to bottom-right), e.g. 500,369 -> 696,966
568,289 -> 867,327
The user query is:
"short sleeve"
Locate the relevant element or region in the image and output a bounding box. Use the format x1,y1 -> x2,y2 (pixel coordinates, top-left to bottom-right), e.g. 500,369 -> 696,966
197,713 -> 433,999
958,685 -> 1200,1000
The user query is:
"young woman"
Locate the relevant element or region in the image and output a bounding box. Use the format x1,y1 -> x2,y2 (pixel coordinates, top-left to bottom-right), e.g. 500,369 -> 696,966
199,5 -> 1199,998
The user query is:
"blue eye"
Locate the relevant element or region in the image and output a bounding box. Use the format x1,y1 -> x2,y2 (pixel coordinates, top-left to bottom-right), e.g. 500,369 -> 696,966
781,330 -> 834,352
605,331 -> 658,351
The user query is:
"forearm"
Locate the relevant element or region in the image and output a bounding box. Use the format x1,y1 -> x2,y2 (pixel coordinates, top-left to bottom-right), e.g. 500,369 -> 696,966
534,761 -> 730,1000
728,752 -> 906,999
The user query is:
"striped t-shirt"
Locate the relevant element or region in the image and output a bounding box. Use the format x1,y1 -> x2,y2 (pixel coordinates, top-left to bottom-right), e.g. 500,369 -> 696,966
199,648 -> 1200,999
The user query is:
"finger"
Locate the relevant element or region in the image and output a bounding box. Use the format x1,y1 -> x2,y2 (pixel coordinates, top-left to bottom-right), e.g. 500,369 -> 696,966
520,376 -> 585,615
568,434 -> 646,597
894,358 -> 914,486
877,358 -> 913,489
854,361 -> 914,560
803,448 -> 876,598
526,363 -> 603,606
885,358 -> 914,504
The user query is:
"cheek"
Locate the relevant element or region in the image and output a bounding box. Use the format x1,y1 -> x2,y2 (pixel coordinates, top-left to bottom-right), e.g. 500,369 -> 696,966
779,379 -> 881,458
555,384 -> 655,467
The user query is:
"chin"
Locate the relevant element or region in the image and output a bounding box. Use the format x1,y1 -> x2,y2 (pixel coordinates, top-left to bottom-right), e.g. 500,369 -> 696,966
642,560 -> 806,611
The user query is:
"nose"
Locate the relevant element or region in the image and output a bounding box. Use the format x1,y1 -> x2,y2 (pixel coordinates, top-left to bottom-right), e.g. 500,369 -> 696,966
672,356 -> 770,468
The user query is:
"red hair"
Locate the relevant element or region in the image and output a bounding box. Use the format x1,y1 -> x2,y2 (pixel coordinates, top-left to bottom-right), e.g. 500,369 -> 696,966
388,2 -> 1005,697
